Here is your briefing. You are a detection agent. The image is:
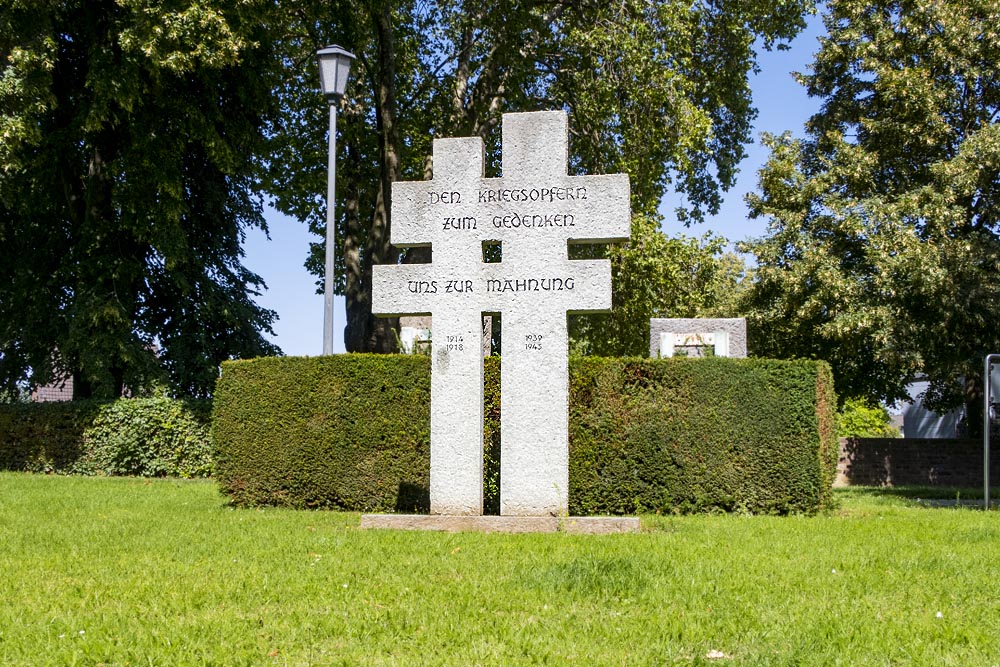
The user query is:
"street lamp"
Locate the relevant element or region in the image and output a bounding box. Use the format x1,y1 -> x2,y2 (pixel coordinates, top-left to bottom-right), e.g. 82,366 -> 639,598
317,45 -> 355,355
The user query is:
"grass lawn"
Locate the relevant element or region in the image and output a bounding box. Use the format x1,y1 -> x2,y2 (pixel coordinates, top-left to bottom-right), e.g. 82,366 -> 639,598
1,473 -> 998,666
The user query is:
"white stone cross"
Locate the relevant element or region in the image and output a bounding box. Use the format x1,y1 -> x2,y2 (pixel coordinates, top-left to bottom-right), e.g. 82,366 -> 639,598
373,111 -> 630,516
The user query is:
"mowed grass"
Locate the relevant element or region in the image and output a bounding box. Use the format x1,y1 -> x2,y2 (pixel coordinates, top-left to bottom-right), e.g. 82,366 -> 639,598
1,474 -> 998,666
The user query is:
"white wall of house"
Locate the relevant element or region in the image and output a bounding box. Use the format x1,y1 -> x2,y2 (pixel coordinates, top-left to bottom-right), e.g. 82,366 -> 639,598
900,368 -> 1000,438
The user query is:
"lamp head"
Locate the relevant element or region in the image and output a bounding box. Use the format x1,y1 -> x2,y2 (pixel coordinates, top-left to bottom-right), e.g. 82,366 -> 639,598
316,45 -> 356,101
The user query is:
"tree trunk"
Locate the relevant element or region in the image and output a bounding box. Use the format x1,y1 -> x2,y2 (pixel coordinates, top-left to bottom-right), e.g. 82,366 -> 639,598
71,370 -> 94,401
343,104 -> 368,353
964,369 -> 984,439
345,1 -> 402,353
370,1 -> 402,352
66,7 -> 137,398
450,12 -> 477,132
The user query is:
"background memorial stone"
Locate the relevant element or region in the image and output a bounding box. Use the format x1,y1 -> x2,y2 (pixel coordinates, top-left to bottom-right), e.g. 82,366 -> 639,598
649,318 -> 748,358
374,110 -> 629,517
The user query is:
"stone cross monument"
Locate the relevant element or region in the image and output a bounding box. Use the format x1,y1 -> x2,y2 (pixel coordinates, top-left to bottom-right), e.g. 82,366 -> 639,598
373,111 -> 630,517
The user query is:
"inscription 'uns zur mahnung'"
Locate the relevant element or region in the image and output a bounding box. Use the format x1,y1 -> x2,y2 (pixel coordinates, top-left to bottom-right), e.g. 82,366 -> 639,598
406,278 -> 576,295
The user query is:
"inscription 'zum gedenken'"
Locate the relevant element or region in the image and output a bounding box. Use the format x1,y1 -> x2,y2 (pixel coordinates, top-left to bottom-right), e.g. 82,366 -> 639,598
442,214 -> 577,230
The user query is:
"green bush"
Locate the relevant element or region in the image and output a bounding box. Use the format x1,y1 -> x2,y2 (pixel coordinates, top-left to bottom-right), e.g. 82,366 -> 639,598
0,397 -> 211,477
837,397 -> 900,438
214,354 -> 836,514
74,397 -> 213,478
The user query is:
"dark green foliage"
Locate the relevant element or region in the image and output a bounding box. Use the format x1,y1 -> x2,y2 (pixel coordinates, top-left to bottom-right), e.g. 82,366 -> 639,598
741,0 -> 1000,429
0,398 -> 211,476
215,354 -> 835,514
570,357 -> 837,514
483,356 -> 501,515
0,402 -> 102,473
213,355 -> 432,511
74,398 -> 213,478
0,1 -> 281,398
269,1 -> 813,352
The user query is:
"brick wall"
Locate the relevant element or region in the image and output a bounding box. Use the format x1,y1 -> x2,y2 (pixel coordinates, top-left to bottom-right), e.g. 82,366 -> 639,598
836,437 -> 1000,487
30,378 -> 73,402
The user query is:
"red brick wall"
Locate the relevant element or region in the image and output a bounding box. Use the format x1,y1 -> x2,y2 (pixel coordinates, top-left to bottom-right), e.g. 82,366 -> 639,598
836,437 -> 1000,487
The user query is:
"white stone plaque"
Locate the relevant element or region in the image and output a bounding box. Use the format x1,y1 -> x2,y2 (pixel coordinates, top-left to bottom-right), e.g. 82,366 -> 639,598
373,111 -> 630,516
650,318 -> 747,359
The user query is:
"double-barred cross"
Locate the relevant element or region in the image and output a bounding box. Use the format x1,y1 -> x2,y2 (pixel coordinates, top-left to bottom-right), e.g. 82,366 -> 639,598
373,111 -> 630,516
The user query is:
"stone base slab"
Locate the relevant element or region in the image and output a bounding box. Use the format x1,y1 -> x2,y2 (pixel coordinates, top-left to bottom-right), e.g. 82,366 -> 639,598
359,514 -> 640,534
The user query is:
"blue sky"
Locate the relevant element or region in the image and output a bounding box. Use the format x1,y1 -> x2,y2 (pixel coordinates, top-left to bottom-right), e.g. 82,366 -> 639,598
242,14 -> 825,357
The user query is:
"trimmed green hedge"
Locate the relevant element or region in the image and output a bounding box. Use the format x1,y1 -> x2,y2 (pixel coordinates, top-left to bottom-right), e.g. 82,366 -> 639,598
569,357 -> 837,514
213,355 -> 432,511
0,397 -> 212,477
214,354 -> 836,514
0,401 -> 102,473
484,356 -> 501,514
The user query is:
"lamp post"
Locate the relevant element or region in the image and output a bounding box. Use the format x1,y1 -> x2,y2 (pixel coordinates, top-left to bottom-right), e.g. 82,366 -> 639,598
317,45 -> 355,355
985,354 -> 999,511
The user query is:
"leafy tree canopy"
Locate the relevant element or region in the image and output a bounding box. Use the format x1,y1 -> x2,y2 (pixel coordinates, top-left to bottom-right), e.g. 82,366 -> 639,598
0,0 -> 281,398
741,0 -> 1000,425
266,0 -> 812,353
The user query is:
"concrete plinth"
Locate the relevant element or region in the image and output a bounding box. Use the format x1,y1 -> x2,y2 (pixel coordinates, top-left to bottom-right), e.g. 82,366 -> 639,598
360,514 -> 640,534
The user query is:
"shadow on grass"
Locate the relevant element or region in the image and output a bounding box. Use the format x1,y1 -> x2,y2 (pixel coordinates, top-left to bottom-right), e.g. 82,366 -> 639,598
838,485 -> 986,500
836,485 -> 1000,511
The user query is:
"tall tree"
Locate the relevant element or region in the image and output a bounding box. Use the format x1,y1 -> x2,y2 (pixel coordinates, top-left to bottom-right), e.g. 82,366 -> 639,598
741,0 -> 1000,430
266,0 -> 812,353
0,0 -> 280,398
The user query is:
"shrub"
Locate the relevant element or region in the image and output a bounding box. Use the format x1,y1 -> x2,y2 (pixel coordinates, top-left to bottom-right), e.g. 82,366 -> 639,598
213,354 -> 432,511
837,397 -> 900,438
74,397 -> 213,478
0,397 -> 211,477
215,354 -> 836,514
